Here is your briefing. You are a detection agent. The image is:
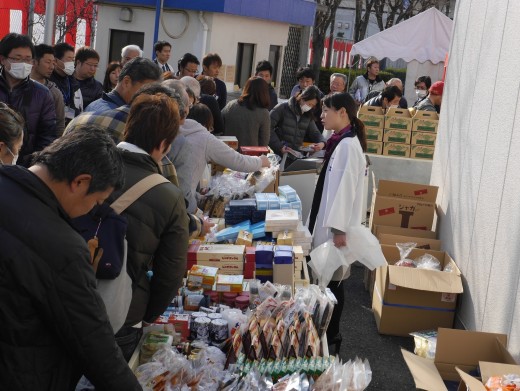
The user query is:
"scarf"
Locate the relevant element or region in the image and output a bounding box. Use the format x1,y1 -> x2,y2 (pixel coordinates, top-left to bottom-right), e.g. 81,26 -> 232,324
324,125 -> 353,160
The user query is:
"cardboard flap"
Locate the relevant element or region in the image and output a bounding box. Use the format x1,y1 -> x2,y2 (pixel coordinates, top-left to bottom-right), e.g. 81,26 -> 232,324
456,367 -> 486,391
414,110 -> 439,120
359,106 -> 384,115
388,265 -> 463,293
402,349 -> 448,391
377,180 -> 438,202
480,361 -> 520,383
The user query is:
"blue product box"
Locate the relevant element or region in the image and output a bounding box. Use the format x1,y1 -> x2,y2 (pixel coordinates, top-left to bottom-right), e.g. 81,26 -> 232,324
255,244 -> 274,264
278,185 -> 298,202
274,250 -> 293,264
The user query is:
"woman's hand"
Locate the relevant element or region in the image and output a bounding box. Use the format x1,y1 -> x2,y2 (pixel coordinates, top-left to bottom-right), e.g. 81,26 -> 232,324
333,233 -> 347,248
260,155 -> 271,167
311,142 -> 325,152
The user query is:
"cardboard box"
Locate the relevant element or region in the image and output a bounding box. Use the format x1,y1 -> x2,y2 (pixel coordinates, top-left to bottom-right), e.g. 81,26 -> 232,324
383,142 -> 411,157
373,225 -> 437,239
402,328 -> 515,388
235,230 -> 253,246
371,197 -> 436,230
277,231 -> 294,245
456,362 -> 520,391
358,106 -> 385,129
240,146 -> 269,156
378,233 -> 441,250
411,145 -> 435,160
366,141 -> 383,155
366,127 -> 384,141
196,244 -> 245,262
187,265 -> 219,286
262,169 -> 279,194
385,107 -> 413,131
216,274 -> 244,292
412,110 -> 439,133
411,131 -> 437,146
372,245 -> 463,336
375,179 -> 438,201
216,136 -> 239,150
274,263 -> 295,287
383,129 -> 412,144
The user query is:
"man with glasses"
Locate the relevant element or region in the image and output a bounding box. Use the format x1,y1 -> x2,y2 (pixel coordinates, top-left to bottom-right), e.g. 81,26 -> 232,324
177,53 -> 199,78
0,33 -> 56,166
74,46 -> 103,109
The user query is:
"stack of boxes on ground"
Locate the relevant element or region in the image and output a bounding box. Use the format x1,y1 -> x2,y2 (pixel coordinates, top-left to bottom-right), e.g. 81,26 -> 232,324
360,106 -> 439,159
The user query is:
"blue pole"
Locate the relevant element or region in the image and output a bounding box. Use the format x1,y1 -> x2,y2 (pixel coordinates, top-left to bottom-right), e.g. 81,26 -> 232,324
153,0 -> 162,59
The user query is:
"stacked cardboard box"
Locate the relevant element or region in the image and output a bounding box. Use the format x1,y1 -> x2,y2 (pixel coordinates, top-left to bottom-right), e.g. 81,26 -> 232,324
383,108 -> 412,158
188,243 -> 245,275
359,106 -> 385,156
410,110 -> 438,160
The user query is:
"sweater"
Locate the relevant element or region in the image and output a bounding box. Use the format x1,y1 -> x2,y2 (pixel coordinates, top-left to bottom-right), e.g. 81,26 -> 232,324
222,99 -> 271,147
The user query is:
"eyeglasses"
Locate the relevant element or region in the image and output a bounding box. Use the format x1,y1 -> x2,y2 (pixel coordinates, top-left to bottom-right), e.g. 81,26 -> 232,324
8,57 -> 33,64
83,62 -> 99,69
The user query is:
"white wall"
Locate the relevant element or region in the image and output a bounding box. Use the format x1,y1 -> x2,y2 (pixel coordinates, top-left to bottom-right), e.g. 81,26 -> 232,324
430,0 -> 520,360
404,60 -> 445,105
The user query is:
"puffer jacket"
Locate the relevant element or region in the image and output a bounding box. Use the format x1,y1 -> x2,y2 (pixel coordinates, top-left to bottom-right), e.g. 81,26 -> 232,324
0,71 -> 56,164
78,77 -> 103,109
50,71 -> 83,115
269,97 -> 325,156
111,146 -> 189,326
0,165 -> 141,391
348,72 -> 385,101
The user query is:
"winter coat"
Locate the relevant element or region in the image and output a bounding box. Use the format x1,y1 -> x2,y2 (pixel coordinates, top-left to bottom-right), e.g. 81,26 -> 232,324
348,73 -> 385,102
111,145 -> 189,326
50,71 -> 83,115
0,71 -> 56,165
78,77 -> 103,109
199,94 -> 224,135
269,97 -> 325,156
268,84 -> 278,111
414,97 -> 437,112
0,165 -> 141,391
222,99 -> 271,147
85,90 -> 126,113
179,119 -> 263,195
44,79 -> 66,136
214,77 -> 227,110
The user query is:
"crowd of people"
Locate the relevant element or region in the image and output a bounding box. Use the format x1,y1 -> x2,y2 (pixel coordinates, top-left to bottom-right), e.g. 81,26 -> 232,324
0,30 -> 444,390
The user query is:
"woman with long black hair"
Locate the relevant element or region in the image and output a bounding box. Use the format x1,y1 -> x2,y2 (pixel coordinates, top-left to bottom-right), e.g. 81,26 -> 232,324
308,92 -> 367,353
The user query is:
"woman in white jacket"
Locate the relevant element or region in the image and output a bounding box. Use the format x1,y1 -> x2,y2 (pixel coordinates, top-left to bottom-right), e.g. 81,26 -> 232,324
308,92 -> 367,353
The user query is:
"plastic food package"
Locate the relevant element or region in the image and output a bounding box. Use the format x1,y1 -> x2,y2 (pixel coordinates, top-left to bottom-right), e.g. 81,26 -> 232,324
485,374 -> 520,391
395,242 -> 417,267
443,262 -> 454,273
409,330 -> 437,359
313,356 -> 372,391
414,254 -> 441,271
308,240 -> 346,288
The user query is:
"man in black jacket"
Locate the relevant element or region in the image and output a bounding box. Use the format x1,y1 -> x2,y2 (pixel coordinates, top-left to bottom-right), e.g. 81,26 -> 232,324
0,126 -> 141,390
75,46 -> 103,109
255,60 -> 278,110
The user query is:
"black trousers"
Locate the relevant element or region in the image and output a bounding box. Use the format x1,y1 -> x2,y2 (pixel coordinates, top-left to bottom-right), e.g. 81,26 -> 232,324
115,326 -> 143,362
326,279 -> 345,342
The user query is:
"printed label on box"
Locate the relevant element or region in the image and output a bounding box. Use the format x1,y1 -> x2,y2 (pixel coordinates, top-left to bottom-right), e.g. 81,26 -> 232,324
441,292 -> 456,303
378,207 -> 395,216
414,189 -> 428,196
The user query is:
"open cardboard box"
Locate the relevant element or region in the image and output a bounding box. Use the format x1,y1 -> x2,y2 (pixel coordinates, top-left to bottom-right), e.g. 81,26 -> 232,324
372,245 -> 463,336
373,224 -> 437,239
402,328 -> 516,390
456,361 -> 520,391
378,233 -> 441,250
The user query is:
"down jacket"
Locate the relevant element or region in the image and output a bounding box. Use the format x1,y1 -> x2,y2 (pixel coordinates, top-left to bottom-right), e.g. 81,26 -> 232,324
111,145 -> 189,327
269,97 -> 325,156
0,71 -> 56,164
0,165 -> 141,391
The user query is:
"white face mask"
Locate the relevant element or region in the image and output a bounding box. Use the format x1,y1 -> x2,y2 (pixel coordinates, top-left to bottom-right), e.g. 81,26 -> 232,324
7,62 -> 32,80
301,103 -> 312,113
0,146 -> 18,165
416,89 -> 427,99
63,61 -> 75,76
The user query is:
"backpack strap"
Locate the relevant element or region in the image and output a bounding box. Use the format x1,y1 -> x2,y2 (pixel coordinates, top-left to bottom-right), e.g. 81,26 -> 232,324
110,173 -> 169,215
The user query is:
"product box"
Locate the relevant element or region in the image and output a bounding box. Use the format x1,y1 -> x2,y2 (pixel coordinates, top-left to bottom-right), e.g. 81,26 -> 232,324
373,224 -> 437,239
378,233 -> 441,250
412,110 -> 439,133
274,263 -> 295,288
244,247 -> 256,279
277,231 -> 294,245
383,142 -> 411,157
366,141 -> 383,155
411,131 -> 437,146
456,362 -> 520,391
216,274 -> 244,292
216,135 -> 239,150
411,145 -> 435,160
235,230 -> 253,246
385,107 -> 413,131
383,129 -> 412,144
195,244 -> 245,275
366,127 -> 384,141
358,106 -> 385,129
187,265 -> 219,287
372,245 -> 463,336
265,209 -> 300,231
240,146 -> 270,156
402,328 -> 515,388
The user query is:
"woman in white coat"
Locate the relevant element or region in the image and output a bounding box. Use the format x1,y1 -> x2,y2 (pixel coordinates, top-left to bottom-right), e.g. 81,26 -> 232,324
308,92 -> 367,353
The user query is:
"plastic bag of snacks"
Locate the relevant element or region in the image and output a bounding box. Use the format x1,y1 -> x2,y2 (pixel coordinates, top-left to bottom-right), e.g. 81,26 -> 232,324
485,374 -> 520,391
414,254 -> 441,271
313,356 -> 372,391
409,330 -> 437,359
395,242 -> 417,267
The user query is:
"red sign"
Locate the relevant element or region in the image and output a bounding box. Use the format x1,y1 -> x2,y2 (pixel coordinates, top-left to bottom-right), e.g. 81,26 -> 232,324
414,189 -> 428,196
378,207 -> 395,216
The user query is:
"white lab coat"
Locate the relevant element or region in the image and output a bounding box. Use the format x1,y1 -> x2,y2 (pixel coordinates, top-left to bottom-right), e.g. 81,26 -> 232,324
311,136 -> 366,281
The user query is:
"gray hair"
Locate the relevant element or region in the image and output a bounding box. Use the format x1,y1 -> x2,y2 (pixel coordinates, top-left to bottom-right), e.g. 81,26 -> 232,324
162,80 -> 189,119
330,73 -> 347,85
121,44 -> 143,59
180,76 -> 201,99
387,78 -> 402,87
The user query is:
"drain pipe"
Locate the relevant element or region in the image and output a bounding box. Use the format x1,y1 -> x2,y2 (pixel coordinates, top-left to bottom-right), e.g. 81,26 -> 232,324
198,11 -> 209,61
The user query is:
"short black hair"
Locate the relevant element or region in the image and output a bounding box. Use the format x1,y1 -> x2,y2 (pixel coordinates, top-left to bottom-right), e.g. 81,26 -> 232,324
53,42 -> 74,60
34,44 -> 54,61
415,76 -> 432,89
0,33 -> 35,58
381,85 -> 403,101
296,67 -> 315,81
255,60 -> 273,76
119,57 -> 162,83
202,53 -> 222,68
154,40 -> 171,53
187,103 -> 213,131
75,47 -> 99,65
178,53 -> 200,71
298,85 -> 321,102
32,124 -> 125,193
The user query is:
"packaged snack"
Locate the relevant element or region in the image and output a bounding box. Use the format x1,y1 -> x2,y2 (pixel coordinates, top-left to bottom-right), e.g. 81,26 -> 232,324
395,242 -> 417,267
414,254 -> 441,270
409,329 -> 437,359
485,374 -> 520,391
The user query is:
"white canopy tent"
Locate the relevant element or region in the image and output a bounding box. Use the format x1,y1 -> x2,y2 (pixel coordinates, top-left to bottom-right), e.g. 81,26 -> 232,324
349,7 -> 453,105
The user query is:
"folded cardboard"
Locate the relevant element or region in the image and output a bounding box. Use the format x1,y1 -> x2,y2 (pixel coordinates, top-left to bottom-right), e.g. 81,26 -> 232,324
216,135 -> 239,150
411,145 -> 435,160
385,107 -> 413,131
372,245 -> 463,336
384,129 -> 411,144
373,225 -> 437,239
378,233 -> 441,250
412,110 -> 439,133
366,127 -> 384,141
383,142 -> 410,157
412,131 -> 437,146
456,361 -> 520,391
367,141 -> 383,155
402,328 -> 515,389
358,106 -> 385,129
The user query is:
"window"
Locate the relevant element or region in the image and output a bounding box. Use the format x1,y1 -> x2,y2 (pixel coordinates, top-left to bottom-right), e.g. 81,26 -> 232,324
235,43 -> 255,89
268,45 -> 282,87
109,29 -> 145,63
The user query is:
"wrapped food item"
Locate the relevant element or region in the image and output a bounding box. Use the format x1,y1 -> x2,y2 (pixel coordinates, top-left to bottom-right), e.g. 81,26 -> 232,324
395,242 -> 417,267
485,374 -> 520,391
414,254 -> 441,271
140,332 -> 174,364
409,330 -> 437,359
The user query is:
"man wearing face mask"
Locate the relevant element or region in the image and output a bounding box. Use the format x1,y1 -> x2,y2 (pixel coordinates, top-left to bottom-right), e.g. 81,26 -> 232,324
413,76 -> 431,106
363,85 -> 403,110
50,42 -> 83,122
0,33 -> 56,166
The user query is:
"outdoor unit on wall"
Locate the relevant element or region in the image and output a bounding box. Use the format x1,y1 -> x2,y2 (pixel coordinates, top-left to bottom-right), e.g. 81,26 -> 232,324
119,7 -> 133,22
